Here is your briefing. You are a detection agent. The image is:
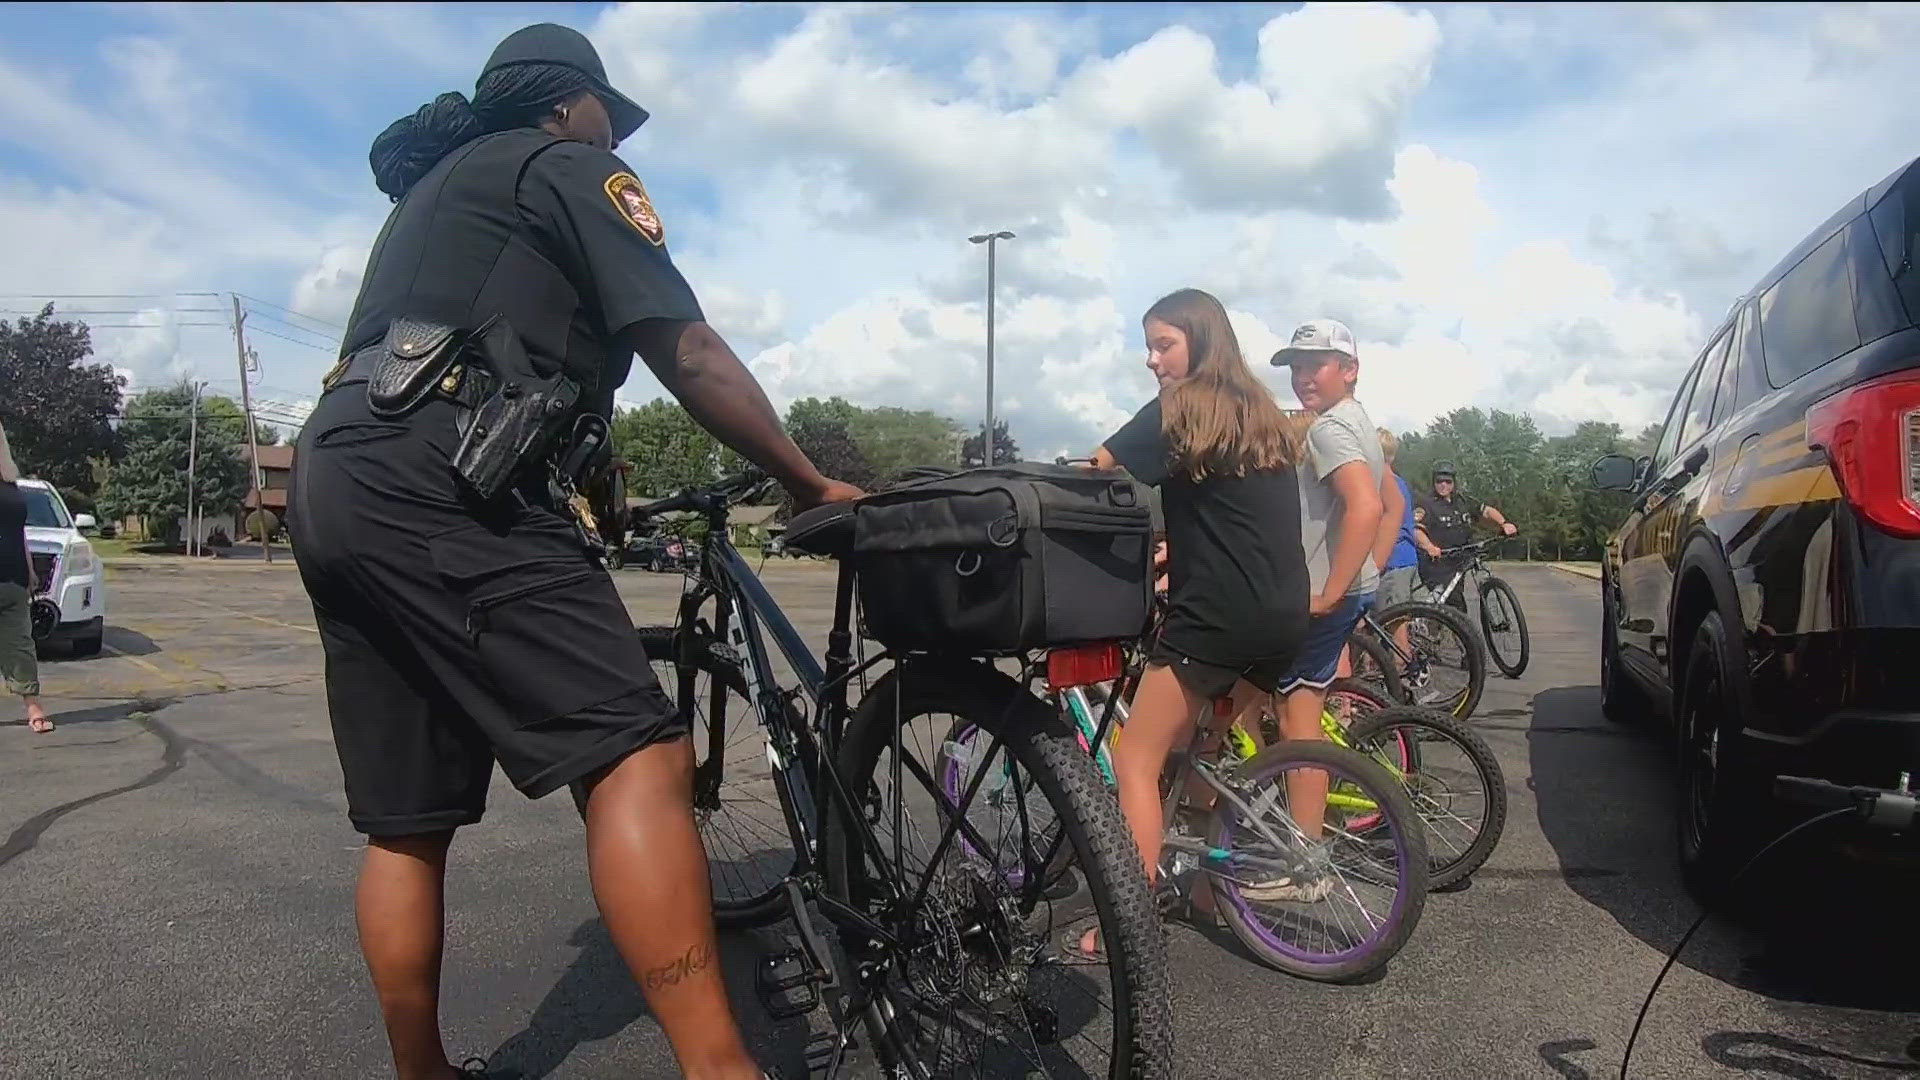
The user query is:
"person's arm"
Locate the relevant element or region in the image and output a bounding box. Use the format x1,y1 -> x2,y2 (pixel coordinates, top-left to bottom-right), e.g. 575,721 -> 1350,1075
626,319 -> 858,509
1371,469 -> 1403,572
1316,459 -> 1384,614
1480,501 -> 1517,536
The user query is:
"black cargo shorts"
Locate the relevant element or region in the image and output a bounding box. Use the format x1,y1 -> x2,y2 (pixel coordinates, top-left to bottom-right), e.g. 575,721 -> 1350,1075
289,390 -> 681,837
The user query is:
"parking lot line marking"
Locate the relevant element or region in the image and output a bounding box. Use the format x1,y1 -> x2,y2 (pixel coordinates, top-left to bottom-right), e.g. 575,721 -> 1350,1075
100,643 -> 193,691
173,596 -> 320,635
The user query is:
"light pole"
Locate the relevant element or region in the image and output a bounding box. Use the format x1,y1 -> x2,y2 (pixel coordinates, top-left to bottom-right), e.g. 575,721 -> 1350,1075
968,230 -> 1014,464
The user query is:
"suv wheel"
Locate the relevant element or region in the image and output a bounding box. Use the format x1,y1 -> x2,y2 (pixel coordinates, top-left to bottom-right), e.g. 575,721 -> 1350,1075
1599,577 -> 1648,724
1675,610 -> 1762,899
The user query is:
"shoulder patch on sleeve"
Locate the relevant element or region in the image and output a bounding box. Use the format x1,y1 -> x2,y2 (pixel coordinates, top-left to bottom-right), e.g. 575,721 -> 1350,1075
604,172 -> 665,246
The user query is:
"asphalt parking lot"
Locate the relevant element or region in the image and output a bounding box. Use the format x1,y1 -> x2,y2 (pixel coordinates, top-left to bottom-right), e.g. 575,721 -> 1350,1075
2,560 -> 1914,1078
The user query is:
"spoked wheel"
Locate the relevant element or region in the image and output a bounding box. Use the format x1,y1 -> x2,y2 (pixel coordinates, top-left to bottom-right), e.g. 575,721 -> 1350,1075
1345,705 -> 1507,889
1342,631 -> 1407,704
1478,577 -> 1530,678
828,660 -> 1174,1080
1368,601 -> 1487,720
1206,740 -> 1428,983
635,627 -> 799,928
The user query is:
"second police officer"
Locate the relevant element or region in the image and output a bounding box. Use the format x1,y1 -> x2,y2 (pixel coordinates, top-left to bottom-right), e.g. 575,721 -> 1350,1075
288,23 -> 857,1080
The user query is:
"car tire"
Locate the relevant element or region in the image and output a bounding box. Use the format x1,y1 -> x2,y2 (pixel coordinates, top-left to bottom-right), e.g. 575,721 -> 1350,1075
1674,610 -> 1764,900
1599,576 -> 1650,725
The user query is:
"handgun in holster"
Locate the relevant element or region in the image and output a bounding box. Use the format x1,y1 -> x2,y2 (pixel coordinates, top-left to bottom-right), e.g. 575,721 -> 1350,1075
447,316 -> 583,503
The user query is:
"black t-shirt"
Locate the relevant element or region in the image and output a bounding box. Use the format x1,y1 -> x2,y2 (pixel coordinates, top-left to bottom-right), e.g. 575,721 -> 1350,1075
1104,398 -> 1307,667
0,482 -> 29,589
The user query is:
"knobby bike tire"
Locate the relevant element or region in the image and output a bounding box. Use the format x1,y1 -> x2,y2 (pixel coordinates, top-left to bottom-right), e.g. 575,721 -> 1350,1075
1478,576 -> 1530,678
636,626 -> 800,929
1206,739 -> 1429,983
1367,600 -> 1488,720
1345,705 -> 1508,890
826,659 -> 1174,1080
1344,629 -> 1407,705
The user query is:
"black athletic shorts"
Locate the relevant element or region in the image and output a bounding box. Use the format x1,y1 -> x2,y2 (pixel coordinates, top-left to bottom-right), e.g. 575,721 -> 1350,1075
1146,639 -> 1292,701
289,389 -> 682,837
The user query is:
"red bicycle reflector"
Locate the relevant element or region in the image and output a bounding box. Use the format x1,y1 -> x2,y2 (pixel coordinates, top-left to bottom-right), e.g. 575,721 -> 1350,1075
1048,643 -> 1122,690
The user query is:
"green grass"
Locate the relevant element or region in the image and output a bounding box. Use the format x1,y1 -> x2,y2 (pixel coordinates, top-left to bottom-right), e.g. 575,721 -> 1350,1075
87,537 -> 146,559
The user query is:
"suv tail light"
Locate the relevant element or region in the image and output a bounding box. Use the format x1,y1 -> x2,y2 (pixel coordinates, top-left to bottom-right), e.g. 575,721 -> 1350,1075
1805,368 -> 1920,538
1047,643 -> 1122,690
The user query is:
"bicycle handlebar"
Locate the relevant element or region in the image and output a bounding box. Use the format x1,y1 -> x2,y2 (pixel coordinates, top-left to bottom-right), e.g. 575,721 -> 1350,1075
1434,535 -> 1514,558
631,469 -> 771,522
1774,775 -> 1917,831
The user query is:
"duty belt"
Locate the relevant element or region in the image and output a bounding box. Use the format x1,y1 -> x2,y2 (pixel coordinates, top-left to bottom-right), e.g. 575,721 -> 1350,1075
321,346 -> 493,412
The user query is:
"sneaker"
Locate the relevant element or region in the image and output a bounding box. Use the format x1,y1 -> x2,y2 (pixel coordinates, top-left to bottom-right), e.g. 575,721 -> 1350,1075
1239,844 -> 1335,903
457,1059 -> 490,1079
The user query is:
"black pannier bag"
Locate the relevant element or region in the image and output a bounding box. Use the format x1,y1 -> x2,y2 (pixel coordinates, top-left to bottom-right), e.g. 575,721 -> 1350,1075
851,463 -> 1155,655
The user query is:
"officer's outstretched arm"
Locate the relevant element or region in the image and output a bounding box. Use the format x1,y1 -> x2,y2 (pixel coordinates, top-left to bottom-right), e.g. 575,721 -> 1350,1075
626,318 -> 859,508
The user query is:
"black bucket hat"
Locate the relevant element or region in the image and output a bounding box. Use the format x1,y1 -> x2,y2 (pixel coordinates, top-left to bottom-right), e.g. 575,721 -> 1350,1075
482,23 -> 650,142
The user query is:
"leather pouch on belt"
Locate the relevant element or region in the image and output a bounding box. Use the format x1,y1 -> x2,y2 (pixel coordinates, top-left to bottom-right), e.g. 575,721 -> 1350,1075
450,317 -> 581,503
366,317 -> 470,419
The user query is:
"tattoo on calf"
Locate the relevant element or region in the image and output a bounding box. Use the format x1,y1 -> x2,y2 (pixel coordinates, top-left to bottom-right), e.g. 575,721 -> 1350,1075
641,942 -> 714,993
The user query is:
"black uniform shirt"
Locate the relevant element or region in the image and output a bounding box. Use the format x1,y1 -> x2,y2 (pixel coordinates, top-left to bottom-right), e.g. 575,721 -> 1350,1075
1413,490 -> 1484,552
341,129 -> 704,417
1104,397 -> 1308,667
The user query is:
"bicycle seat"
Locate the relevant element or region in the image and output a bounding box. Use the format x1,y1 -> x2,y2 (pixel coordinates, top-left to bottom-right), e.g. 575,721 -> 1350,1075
783,501 -> 857,558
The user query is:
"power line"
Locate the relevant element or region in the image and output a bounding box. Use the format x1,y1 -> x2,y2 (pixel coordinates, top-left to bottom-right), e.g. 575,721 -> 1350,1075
0,307 -> 227,317
0,292 -> 223,300
234,292 -> 344,332
243,323 -> 337,352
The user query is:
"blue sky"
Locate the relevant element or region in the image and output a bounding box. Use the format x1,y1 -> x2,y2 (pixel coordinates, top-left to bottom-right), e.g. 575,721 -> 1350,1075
2,2 -> 1917,454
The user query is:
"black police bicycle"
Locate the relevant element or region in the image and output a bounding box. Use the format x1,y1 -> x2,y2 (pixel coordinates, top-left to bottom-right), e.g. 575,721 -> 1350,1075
627,471 -> 1173,1080
1422,536 -> 1530,679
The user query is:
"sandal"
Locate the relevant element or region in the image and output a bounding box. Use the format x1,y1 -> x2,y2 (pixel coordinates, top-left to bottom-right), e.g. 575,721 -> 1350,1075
26,715 -> 52,734
456,1058 -> 489,1078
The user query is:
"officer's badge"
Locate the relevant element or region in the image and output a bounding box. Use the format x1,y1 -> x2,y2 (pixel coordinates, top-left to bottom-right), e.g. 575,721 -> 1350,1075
605,172 -> 665,246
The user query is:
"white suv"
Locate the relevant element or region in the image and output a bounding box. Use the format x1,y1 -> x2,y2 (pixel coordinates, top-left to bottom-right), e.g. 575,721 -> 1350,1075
20,479 -> 107,657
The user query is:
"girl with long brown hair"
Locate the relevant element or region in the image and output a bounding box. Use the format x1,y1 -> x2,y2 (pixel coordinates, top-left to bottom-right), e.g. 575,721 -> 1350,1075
1074,288 -> 1309,956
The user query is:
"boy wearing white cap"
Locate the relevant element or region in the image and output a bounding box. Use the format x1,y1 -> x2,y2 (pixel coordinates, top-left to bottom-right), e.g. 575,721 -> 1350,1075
1246,319 -> 1385,901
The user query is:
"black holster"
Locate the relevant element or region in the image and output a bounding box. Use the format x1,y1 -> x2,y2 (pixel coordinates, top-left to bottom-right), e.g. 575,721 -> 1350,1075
449,316 -> 583,503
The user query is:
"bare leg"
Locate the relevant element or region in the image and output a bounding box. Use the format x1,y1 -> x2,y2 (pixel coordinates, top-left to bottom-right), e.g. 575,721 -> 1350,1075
1082,664 -> 1201,953
24,695 -> 50,732
357,831 -> 460,1080
580,737 -> 761,1080
1280,686 -> 1331,840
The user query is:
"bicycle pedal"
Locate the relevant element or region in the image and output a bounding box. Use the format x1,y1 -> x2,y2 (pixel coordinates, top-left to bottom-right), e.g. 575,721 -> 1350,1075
757,949 -> 821,1020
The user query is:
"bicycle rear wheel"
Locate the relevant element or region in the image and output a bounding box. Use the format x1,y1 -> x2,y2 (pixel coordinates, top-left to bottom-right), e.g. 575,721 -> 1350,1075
1205,740 -> 1428,982
636,627 -> 799,929
1345,705 -> 1507,889
827,659 -> 1173,1079
1478,576 -> 1530,678
1369,601 -> 1487,720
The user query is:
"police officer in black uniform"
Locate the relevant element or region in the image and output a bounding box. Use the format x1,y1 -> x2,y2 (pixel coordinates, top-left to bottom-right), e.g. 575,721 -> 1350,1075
288,24 -> 856,1080
1412,459 -> 1516,612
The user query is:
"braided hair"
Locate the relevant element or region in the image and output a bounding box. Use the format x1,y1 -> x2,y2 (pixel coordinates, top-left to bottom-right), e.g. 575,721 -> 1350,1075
369,62 -> 596,201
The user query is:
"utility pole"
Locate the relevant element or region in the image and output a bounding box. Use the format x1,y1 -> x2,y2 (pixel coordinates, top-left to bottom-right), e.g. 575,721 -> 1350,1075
232,295 -> 271,563
968,230 -> 1015,465
186,382 -> 202,558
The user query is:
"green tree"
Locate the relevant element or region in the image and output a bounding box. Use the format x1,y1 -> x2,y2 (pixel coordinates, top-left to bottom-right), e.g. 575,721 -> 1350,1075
0,305 -> 124,495
961,419 -> 1020,467
98,381 -> 251,544
786,396 -> 962,482
610,399 -> 723,497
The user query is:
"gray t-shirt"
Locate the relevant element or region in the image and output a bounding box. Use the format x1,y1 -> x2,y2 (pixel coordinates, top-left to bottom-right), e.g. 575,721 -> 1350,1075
1297,396 -> 1385,598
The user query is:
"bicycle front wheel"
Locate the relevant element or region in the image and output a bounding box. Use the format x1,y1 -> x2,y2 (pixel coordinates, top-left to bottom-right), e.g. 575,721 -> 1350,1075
1345,705 -> 1508,889
637,627 -> 799,929
1206,740 -> 1429,983
1478,577 -> 1530,678
1370,601 -> 1487,720
827,660 -> 1173,1079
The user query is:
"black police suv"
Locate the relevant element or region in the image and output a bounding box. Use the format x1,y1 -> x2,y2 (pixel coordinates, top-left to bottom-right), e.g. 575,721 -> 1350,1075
1591,154 -> 1920,890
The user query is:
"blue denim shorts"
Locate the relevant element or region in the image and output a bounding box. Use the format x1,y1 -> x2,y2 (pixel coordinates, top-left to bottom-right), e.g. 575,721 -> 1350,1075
1277,592 -> 1369,694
